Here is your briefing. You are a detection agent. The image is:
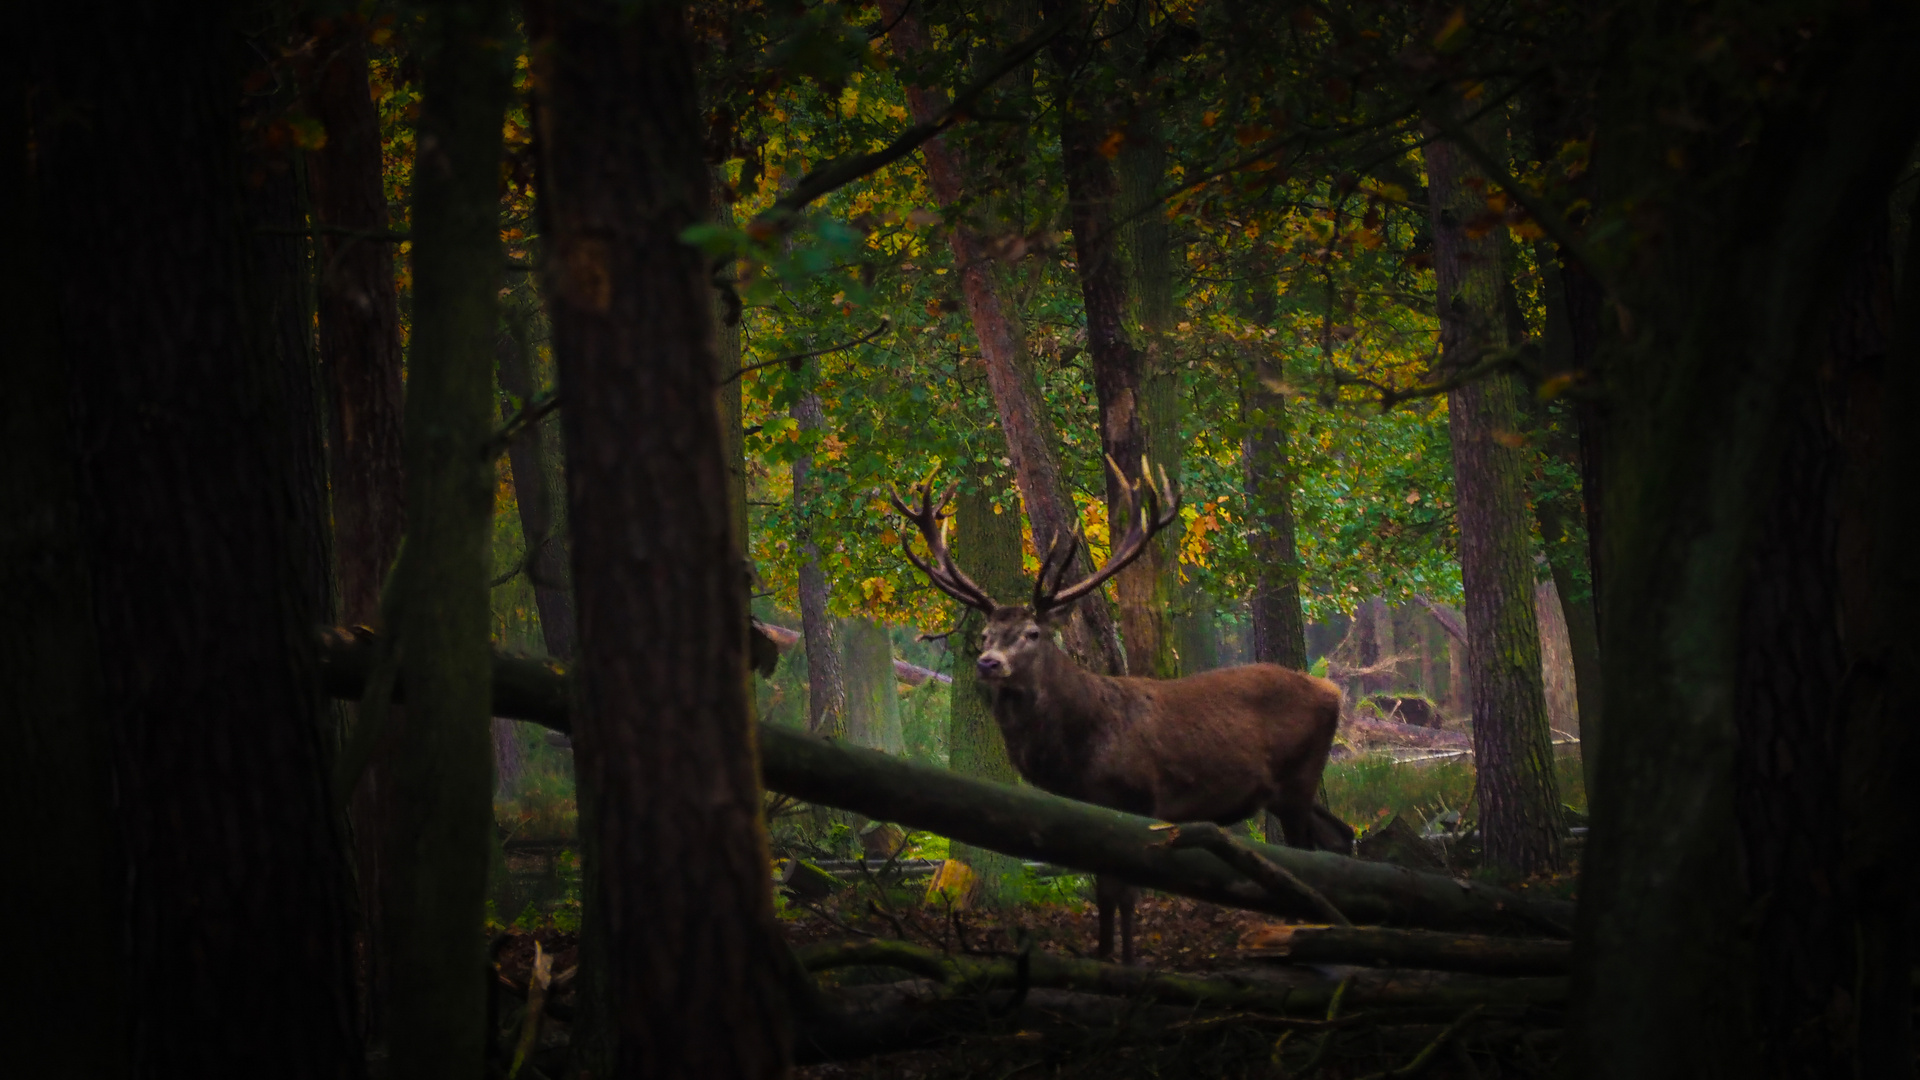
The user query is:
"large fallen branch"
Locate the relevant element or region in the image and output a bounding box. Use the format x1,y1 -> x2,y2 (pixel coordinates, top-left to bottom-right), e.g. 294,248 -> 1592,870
316,628 -> 1573,937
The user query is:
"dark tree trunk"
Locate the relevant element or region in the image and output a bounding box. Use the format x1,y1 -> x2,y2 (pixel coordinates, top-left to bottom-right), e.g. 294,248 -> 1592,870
1424,119 -> 1563,876
1046,0 -> 1175,679
791,392 -> 848,740
883,0 -> 1126,676
532,1 -> 792,1074
496,300 -> 575,660
382,1 -> 512,1076
305,23 -> 410,1043
1732,220 -> 1907,1077
34,1 -> 363,1073
2,56 -> 126,1076
949,459 -> 1028,904
308,24 -> 407,626
1567,10 -> 1920,1074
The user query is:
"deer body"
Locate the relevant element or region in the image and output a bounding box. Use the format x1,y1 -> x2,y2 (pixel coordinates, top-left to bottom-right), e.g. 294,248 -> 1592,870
888,468 -> 1348,964
977,609 -> 1342,851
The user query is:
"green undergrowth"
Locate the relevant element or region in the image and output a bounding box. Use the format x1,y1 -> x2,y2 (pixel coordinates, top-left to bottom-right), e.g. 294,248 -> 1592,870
1324,749 -> 1588,836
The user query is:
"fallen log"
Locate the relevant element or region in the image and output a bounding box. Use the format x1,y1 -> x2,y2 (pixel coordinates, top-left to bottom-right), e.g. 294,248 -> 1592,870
315,628 -> 1573,937
1342,713 -> 1470,750
1238,924 -> 1571,976
797,939 -> 1567,1017
751,620 -> 951,686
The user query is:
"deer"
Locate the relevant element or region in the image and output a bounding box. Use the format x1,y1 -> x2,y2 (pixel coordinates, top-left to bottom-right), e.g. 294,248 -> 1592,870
890,463 -> 1350,964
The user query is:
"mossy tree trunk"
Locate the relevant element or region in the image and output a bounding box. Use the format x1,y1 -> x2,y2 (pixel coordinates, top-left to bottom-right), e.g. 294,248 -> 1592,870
33,1 -> 363,1071
842,618 -> 906,755
532,0 -> 792,1072
383,2 -> 513,1077
1423,112 -> 1563,877
1569,9 -> 1920,1073
948,459 -> 1028,904
496,293 -> 575,662
791,391 -> 847,740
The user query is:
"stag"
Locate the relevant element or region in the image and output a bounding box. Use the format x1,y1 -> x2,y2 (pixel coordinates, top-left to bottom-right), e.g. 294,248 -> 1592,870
890,464 -> 1348,964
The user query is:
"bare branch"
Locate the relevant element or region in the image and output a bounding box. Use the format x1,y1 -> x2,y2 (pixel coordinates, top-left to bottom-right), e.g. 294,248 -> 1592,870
721,319 -> 891,384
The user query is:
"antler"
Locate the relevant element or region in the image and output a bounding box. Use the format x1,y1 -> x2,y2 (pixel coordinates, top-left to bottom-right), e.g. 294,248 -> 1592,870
1033,457 -> 1181,615
887,482 -> 1001,613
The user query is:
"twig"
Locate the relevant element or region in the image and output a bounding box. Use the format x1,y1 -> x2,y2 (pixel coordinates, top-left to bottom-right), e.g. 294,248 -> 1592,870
721,319 -> 892,383
1296,975 -> 1354,1076
257,223 -> 408,243
1354,1004 -> 1486,1079
1155,822 -> 1353,927
761,21 -> 1072,221
508,941 -> 553,1079
1336,341 -> 1540,411
486,392 -> 561,459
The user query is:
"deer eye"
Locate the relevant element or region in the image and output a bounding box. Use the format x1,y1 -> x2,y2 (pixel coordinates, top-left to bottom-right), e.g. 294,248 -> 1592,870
1024,628 -> 1041,640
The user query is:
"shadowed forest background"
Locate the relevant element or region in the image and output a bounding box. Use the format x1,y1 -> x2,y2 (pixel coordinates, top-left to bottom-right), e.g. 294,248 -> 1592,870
4,0 -> 1918,1078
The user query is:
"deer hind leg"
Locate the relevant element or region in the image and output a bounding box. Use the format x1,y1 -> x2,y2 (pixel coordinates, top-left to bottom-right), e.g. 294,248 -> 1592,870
1095,875 -> 1138,964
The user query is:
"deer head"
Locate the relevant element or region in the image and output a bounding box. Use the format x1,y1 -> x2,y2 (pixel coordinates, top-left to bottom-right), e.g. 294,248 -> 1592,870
890,458 -> 1178,683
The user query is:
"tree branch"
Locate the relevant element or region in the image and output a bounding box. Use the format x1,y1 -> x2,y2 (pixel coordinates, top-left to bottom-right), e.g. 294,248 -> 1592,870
721,319 -> 891,384
760,20 -> 1071,222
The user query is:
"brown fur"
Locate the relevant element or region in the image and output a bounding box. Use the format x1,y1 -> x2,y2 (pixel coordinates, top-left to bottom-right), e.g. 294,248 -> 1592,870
975,607 -> 1345,961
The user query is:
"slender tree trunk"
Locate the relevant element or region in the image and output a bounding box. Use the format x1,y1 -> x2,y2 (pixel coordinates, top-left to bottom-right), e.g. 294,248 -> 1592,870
532,1 -> 792,1073
842,619 -> 906,755
1173,584 -> 1221,674
1047,0 -> 1177,679
382,2 -> 512,1076
1530,250 -> 1604,788
792,392 -> 848,740
882,0 -> 1125,676
1424,116 -> 1562,876
713,198 -> 751,574
306,23 -> 410,1044
1241,353 -> 1309,672
947,461 -> 1028,904
35,2 -> 363,1072
496,296 -> 576,659
3,57 -> 126,1076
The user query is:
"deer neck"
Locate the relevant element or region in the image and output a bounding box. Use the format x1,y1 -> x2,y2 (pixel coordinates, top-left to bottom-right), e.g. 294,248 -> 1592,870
987,644 -> 1119,801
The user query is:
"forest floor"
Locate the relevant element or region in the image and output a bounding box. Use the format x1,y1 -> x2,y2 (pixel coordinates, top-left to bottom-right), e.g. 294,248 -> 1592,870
491,869 -> 1573,1079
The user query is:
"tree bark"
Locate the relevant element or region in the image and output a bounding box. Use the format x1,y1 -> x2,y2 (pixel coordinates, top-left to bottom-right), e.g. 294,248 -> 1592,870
1241,352 -> 1309,672
308,24 -> 407,627
383,2 -> 511,1075
496,294 -> 575,661
1567,11 -> 1920,1075
791,392 -> 848,740
531,0 -> 792,1073
305,23 -> 410,1043
948,461 -> 1028,904
36,2 -> 363,1072
316,628 -> 1577,938
1046,0 -> 1176,679
2,57 -> 126,1075
882,0 -> 1126,676
1529,250 -> 1604,787
841,618 -> 905,755
1423,117 -> 1563,876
